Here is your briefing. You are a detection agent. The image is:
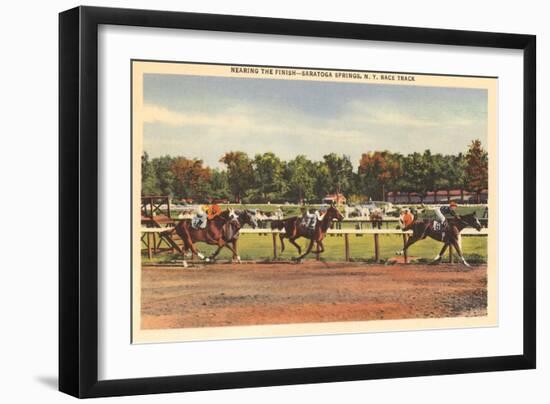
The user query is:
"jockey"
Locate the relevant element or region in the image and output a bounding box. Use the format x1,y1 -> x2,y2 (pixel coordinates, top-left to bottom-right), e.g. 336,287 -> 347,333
301,207 -> 321,231
400,208 -> 414,229
191,205 -> 209,229
206,203 -> 222,220
192,203 -> 223,230
433,201 -> 458,230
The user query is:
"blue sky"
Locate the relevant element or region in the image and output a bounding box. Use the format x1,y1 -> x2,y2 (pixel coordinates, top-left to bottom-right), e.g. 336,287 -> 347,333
142,73 -> 488,169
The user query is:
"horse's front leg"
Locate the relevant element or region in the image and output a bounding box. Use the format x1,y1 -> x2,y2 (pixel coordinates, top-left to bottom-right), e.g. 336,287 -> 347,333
451,238 -> 471,267
222,241 -> 240,262
297,239 -> 314,261
433,243 -> 449,263
229,239 -> 241,263
316,239 -> 325,254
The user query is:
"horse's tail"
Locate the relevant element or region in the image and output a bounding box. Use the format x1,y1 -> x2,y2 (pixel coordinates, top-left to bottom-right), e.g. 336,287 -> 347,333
271,219 -> 285,230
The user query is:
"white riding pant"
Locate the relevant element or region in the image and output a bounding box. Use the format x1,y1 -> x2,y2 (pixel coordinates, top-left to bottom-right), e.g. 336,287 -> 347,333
434,208 -> 445,223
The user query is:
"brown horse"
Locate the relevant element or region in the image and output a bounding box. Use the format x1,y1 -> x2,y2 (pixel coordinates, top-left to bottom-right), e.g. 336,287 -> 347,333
174,209 -> 257,264
397,212 -> 482,267
271,205 -> 344,261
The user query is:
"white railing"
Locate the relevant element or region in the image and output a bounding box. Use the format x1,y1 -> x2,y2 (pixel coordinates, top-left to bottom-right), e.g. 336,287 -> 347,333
141,226 -> 487,263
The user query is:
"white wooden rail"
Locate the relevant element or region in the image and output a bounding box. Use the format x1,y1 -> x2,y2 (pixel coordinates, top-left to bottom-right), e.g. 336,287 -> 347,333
141,226 -> 487,263
141,227 -> 487,236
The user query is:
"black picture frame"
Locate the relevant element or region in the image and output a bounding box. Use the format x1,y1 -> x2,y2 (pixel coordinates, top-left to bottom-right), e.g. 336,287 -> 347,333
59,5 -> 536,398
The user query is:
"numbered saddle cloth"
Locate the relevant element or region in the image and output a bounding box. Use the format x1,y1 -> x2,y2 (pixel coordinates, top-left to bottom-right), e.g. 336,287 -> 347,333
191,215 -> 207,229
298,217 -> 314,232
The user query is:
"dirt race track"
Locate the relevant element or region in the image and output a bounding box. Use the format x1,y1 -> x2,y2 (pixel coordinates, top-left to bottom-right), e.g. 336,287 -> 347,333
141,261 -> 487,329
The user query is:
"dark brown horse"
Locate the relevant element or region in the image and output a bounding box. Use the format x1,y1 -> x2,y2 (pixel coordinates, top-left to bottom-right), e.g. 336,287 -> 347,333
271,205 -> 344,261
397,212 -> 482,267
174,209 -> 257,264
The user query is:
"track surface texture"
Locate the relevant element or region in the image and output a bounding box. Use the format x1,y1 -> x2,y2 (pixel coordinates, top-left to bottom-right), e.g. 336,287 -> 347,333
141,261 -> 487,329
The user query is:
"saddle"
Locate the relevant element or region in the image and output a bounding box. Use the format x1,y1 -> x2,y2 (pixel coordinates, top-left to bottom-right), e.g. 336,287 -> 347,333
431,220 -> 450,241
432,220 -> 449,232
298,221 -> 315,238
190,215 -> 204,229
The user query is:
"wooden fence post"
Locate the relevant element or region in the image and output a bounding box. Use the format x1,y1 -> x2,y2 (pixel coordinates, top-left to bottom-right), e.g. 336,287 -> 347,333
402,234 -> 408,264
374,233 -> 380,263
272,233 -> 278,260
344,234 -> 350,261
146,232 -> 152,260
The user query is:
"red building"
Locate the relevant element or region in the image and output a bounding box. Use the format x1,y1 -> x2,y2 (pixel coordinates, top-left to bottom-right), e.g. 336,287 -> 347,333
322,193 -> 347,204
386,189 -> 488,204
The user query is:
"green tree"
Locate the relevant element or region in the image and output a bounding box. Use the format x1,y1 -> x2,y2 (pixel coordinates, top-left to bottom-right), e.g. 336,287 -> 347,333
323,153 -> 354,201
206,169 -> 231,200
253,152 -> 286,202
312,161 -> 331,201
219,151 -> 255,203
151,155 -> 176,196
465,139 -> 488,202
285,155 -> 315,204
401,151 -> 437,202
434,153 -> 467,201
141,152 -> 160,196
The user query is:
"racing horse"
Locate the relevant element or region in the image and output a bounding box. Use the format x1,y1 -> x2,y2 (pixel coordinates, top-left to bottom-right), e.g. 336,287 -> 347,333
173,209 -> 257,265
270,204 -> 344,261
396,212 -> 482,267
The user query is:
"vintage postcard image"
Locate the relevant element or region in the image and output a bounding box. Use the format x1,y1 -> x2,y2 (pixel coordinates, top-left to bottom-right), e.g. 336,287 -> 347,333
132,61 -> 497,343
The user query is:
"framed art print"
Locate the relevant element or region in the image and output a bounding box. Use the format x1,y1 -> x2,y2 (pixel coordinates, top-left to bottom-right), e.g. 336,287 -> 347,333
59,6 -> 536,398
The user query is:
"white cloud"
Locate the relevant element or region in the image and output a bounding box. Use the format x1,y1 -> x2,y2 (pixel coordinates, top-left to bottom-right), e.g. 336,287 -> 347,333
142,98 -> 486,169
343,100 -> 479,129
142,103 -> 254,130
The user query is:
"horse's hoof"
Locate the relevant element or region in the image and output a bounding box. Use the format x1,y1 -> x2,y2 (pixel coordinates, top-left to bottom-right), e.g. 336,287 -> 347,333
204,257 -> 210,263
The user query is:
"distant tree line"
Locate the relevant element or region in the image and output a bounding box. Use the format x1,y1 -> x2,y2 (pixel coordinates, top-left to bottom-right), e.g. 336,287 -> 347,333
141,139 -> 488,204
